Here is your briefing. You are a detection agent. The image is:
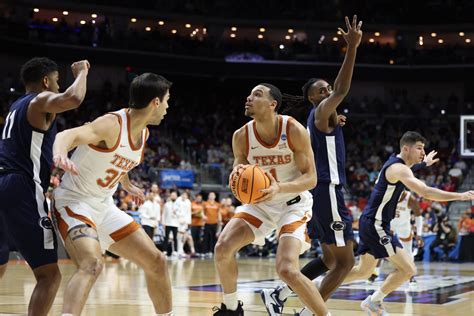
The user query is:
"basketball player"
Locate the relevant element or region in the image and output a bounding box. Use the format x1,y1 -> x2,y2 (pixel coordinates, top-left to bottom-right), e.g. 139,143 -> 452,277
262,15 -> 362,316
212,84 -> 329,316
342,131 -> 474,315
0,57 -> 89,316
52,73 -> 173,315
368,151 -> 438,284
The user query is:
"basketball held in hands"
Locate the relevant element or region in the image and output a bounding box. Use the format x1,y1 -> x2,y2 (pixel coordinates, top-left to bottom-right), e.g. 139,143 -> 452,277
230,165 -> 270,204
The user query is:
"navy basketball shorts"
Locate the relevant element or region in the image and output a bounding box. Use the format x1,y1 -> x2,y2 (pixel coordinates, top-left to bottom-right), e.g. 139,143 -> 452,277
357,215 -> 402,259
307,183 -> 354,247
0,173 -> 57,269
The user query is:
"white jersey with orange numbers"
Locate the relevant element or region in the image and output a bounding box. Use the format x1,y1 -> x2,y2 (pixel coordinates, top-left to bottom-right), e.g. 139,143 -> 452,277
391,190 -> 412,238
246,115 -> 304,204
59,109 -> 148,199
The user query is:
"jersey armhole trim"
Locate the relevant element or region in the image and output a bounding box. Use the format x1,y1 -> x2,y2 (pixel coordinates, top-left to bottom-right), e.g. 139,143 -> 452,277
287,117 -> 295,151
245,124 -> 250,157
88,113 -> 122,153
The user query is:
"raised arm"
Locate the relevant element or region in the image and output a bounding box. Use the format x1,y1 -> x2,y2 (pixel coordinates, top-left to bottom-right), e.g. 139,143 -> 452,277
30,60 -> 90,114
53,114 -> 119,174
387,164 -> 474,202
316,16 -> 362,122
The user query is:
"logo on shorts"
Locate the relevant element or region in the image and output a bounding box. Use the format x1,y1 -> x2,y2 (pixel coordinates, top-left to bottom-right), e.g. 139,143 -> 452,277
330,221 -> 346,231
379,235 -> 392,246
38,216 -> 53,230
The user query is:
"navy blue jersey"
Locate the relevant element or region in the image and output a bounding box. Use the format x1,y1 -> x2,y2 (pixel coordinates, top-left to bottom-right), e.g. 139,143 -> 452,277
306,107 -> 346,185
0,93 -> 57,193
362,154 -> 406,225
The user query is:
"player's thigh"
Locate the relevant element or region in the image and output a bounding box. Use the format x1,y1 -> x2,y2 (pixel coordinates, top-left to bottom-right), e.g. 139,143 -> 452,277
276,236 -> 302,267
356,253 -> 378,273
108,228 -> 163,269
64,225 -> 102,266
216,217 -> 255,252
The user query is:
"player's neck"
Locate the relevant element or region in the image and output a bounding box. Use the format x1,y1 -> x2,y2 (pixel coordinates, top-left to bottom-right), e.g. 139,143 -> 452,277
127,108 -> 148,136
254,113 -> 279,141
25,85 -> 44,94
397,153 -> 415,167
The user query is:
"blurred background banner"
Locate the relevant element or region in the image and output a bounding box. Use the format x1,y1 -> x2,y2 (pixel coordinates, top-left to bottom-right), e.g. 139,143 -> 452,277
160,169 -> 195,188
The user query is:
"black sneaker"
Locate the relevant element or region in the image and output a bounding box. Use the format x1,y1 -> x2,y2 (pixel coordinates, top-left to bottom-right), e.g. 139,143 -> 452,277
367,273 -> 378,283
212,301 -> 244,315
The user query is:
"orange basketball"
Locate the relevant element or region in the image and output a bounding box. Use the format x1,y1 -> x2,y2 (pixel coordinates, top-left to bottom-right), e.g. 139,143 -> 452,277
230,165 -> 270,204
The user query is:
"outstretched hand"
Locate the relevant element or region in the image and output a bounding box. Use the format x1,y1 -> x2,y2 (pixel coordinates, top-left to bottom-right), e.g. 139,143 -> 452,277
339,15 -> 363,48
424,150 -> 440,166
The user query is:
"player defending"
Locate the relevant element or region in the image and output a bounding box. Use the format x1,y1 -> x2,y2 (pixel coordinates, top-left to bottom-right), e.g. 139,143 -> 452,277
343,131 -> 474,315
262,15 -> 362,316
0,57 -> 89,316
212,84 -> 330,316
53,73 -> 173,315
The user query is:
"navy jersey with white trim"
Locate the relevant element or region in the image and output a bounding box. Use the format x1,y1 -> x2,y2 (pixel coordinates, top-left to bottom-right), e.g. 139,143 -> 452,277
0,93 -> 57,193
362,154 -> 406,225
306,107 -> 346,185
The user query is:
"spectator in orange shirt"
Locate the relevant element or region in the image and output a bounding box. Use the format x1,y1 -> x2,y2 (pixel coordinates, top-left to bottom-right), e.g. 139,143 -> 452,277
190,194 -> 205,255
458,209 -> 474,234
203,192 -> 221,256
219,198 -> 235,228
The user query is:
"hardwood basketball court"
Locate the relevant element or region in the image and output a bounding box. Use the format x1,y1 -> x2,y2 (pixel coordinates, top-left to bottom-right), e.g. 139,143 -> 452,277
0,258 -> 472,315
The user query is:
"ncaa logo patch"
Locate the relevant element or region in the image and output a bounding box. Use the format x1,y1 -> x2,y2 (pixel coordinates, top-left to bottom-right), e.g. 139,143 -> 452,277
281,134 -> 287,141
379,235 -> 392,246
38,216 -> 53,230
330,221 -> 346,231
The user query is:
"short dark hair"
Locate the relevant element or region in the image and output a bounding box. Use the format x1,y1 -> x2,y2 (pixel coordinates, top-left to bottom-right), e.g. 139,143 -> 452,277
400,131 -> 427,148
129,73 -> 172,109
20,57 -> 58,86
259,83 -> 282,111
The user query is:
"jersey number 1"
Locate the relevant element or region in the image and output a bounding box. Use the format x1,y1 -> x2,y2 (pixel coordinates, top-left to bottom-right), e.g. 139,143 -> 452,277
2,110 -> 16,140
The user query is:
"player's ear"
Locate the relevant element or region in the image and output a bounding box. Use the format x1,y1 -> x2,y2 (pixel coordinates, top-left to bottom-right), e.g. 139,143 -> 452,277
42,76 -> 49,89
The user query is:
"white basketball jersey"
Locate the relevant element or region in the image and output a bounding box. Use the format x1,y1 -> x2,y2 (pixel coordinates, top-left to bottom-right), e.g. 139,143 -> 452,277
391,190 -> 411,228
246,115 -> 303,204
60,109 -> 147,199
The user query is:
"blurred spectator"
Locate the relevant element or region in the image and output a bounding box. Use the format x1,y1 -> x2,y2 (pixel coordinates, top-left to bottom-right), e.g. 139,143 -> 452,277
430,215 -> 457,261
162,191 -> 181,256
203,192 -> 221,256
138,192 -> 160,240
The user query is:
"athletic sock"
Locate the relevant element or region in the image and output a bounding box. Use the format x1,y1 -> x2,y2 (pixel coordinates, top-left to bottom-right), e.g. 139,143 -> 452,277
371,289 -> 387,302
279,284 -> 293,301
223,292 -> 238,310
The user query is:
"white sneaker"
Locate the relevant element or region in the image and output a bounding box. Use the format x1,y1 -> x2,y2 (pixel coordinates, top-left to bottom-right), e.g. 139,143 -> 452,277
360,295 -> 389,316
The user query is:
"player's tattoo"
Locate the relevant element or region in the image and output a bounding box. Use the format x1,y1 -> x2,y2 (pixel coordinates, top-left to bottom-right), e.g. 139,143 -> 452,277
69,224 -> 99,241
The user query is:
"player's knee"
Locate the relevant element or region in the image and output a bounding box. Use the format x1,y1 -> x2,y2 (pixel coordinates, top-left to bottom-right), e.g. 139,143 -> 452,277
276,263 -> 299,283
148,251 -> 168,275
34,263 -> 62,286
79,257 -> 104,278
214,239 -> 235,259
405,263 -> 417,278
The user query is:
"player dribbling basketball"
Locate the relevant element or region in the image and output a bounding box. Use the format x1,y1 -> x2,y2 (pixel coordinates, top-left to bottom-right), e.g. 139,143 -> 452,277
212,83 -> 330,316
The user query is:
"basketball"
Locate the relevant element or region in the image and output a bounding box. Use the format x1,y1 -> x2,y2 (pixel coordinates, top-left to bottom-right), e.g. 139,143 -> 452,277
230,165 -> 270,204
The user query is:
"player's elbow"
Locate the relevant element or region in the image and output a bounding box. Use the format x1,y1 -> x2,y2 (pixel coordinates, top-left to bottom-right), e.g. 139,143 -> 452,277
415,186 -> 431,199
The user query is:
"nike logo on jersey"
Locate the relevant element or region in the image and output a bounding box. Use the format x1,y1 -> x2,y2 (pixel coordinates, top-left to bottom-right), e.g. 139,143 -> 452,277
251,146 -> 259,149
